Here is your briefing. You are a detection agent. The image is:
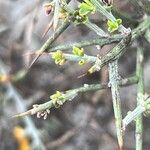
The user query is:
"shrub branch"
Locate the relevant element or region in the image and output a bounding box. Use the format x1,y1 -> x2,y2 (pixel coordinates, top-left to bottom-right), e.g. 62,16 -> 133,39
49,34 -> 123,51
13,76 -> 138,118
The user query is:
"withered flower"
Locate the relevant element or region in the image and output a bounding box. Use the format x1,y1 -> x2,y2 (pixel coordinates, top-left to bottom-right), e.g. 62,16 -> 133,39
102,0 -> 113,6
43,3 -> 53,16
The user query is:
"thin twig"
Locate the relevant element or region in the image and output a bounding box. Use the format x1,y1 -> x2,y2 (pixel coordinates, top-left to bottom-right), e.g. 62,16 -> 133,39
49,34 -> 123,51
14,76 -> 138,118
29,21 -> 71,68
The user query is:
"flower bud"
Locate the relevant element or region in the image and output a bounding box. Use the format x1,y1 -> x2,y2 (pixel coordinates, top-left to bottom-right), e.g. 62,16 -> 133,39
102,0 -> 113,6
43,3 -> 53,16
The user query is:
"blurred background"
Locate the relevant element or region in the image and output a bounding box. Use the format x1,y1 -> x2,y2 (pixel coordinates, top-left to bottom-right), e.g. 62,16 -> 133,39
0,0 -> 150,150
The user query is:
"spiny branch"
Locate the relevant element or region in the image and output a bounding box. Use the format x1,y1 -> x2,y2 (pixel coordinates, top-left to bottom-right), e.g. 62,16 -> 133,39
49,34 -> 123,52
29,21 -> 71,68
13,76 -> 138,118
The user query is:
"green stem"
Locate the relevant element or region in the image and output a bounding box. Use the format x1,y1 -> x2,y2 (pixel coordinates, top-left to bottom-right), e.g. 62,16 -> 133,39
135,48 -> 144,150
85,20 -> 108,37
49,34 -> 123,51
76,76 -> 138,93
108,60 -> 124,150
91,0 -> 116,21
50,52 -> 97,62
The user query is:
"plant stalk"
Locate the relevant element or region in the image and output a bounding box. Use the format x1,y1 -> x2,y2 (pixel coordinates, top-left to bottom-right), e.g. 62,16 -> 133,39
135,48 -> 144,150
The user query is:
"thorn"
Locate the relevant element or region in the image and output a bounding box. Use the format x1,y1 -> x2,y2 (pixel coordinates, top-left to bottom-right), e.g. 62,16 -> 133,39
12,110 -> 32,118
77,72 -> 88,78
43,3 -> 53,16
119,144 -> 124,150
22,51 -> 37,57
42,21 -> 53,38
28,50 -> 43,69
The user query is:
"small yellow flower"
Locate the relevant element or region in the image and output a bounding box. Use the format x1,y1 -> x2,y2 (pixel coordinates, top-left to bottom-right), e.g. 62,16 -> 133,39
59,9 -> 69,20
78,59 -> 87,65
52,50 -> 66,65
0,74 -> 10,83
88,66 -> 96,74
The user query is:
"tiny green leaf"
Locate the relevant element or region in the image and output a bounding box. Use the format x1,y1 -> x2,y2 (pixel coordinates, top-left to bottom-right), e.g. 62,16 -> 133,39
79,0 -> 96,16
116,19 -> 122,25
79,6 -> 91,16
72,46 -> 84,56
107,19 -> 122,33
